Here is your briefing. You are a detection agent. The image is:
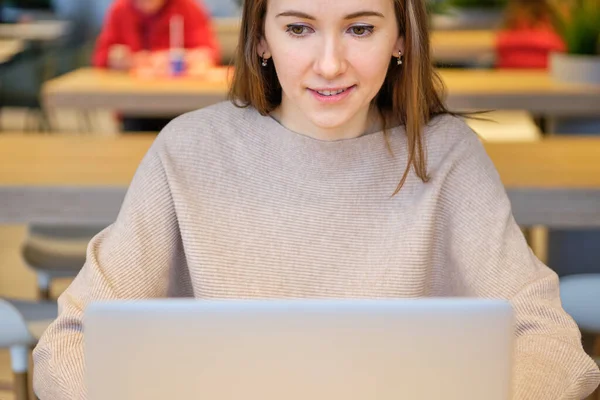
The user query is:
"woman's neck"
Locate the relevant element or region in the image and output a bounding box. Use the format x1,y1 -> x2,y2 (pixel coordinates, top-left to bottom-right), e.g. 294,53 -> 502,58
270,105 -> 384,142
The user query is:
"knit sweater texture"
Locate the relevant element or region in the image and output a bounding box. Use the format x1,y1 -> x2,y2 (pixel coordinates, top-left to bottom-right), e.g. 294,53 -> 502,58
33,101 -> 600,399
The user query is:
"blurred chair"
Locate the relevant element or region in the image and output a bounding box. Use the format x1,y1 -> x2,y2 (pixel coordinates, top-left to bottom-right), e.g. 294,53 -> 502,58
0,0 -> 91,132
0,0 -> 80,132
0,45 -> 52,131
21,224 -> 104,300
51,0 -> 93,76
0,298 -> 57,400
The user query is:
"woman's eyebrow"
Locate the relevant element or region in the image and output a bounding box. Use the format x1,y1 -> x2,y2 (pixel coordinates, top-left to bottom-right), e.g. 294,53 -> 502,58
276,10 -> 384,20
276,11 -> 316,19
344,11 -> 385,19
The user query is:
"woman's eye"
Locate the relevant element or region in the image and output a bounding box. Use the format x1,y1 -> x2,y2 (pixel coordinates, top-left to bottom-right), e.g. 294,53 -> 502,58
286,25 -> 312,37
350,25 -> 374,37
285,24 -> 373,38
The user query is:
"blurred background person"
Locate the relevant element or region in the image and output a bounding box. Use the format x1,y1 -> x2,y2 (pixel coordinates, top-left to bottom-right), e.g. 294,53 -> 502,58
495,0 -> 565,69
93,0 -> 220,132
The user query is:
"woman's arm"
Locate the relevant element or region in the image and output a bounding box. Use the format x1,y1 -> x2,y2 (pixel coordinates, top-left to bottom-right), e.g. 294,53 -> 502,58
32,129 -> 192,399
438,125 -> 600,399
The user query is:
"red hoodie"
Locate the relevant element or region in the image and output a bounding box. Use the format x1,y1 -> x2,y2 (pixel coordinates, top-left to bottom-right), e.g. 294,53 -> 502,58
93,0 -> 220,68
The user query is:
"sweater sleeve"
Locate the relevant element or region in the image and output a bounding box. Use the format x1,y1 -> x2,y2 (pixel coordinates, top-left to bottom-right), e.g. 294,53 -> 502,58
185,1 -> 221,64
32,131 -> 192,399
439,129 -> 600,399
92,3 -> 123,68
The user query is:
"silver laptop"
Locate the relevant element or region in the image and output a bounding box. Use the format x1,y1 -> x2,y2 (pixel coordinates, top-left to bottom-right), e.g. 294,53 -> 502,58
84,299 -> 514,400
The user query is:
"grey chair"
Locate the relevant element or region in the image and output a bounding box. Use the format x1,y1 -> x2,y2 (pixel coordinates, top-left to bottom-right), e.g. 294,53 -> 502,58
0,299 -> 57,400
21,224 -> 103,300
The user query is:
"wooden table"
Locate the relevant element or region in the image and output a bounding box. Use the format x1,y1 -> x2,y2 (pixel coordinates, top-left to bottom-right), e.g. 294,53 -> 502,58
466,110 -> 541,142
0,21 -> 70,42
1,134 -> 599,228
430,30 -> 495,65
441,69 -> 600,116
43,68 -> 232,117
43,68 -> 600,117
0,38 -> 24,64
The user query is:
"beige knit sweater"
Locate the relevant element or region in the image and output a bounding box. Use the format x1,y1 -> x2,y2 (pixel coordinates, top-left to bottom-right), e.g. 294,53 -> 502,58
33,102 -> 600,399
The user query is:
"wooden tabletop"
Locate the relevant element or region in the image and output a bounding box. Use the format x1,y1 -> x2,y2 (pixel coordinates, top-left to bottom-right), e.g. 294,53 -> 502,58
1,133 -> 599,189
1,134 -> 599,227
43,68 -> 600,116
483,137 -> 600,189
440,69 -> 600,115
0,21 -> 71,42
43,68 -> 232,117
0,134 -> 151,186
430,30 -> 495,65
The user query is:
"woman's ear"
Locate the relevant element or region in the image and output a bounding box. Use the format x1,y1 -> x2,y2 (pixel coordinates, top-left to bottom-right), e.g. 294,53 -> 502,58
257,37 -> 272,60
393,36 -> 405,57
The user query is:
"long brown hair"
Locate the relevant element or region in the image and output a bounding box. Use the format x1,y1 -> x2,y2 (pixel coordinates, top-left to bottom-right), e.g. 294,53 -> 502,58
228,0 -> 450,196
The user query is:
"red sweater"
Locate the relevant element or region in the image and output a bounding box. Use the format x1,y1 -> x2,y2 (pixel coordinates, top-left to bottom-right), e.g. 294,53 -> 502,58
93,0 -> 220,68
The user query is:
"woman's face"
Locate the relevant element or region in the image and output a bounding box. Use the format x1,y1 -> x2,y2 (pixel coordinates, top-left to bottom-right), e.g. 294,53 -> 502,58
259,0 -> 404,140
133,0 -> 166,14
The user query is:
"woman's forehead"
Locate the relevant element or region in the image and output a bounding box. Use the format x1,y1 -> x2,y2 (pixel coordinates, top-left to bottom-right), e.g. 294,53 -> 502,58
266,0 -> 395,18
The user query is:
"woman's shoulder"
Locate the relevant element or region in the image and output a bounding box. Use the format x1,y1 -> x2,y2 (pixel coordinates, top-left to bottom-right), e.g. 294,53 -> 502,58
424,113 -> 480,155
422,112 -> 498,183
159,101 -> 253,138
152,101 -> 260,156
169,100 -> 252,125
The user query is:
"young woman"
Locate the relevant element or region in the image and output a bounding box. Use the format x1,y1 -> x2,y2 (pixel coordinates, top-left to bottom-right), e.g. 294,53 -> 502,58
34,0 -> 599,398
496,0 -> 565,69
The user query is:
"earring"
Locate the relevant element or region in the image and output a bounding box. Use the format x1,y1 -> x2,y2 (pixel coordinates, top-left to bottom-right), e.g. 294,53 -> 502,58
397,50 -> 403,66
262,52 -> 268,67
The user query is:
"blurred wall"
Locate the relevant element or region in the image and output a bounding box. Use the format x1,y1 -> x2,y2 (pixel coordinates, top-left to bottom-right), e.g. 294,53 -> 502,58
202,0 -> 240,17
